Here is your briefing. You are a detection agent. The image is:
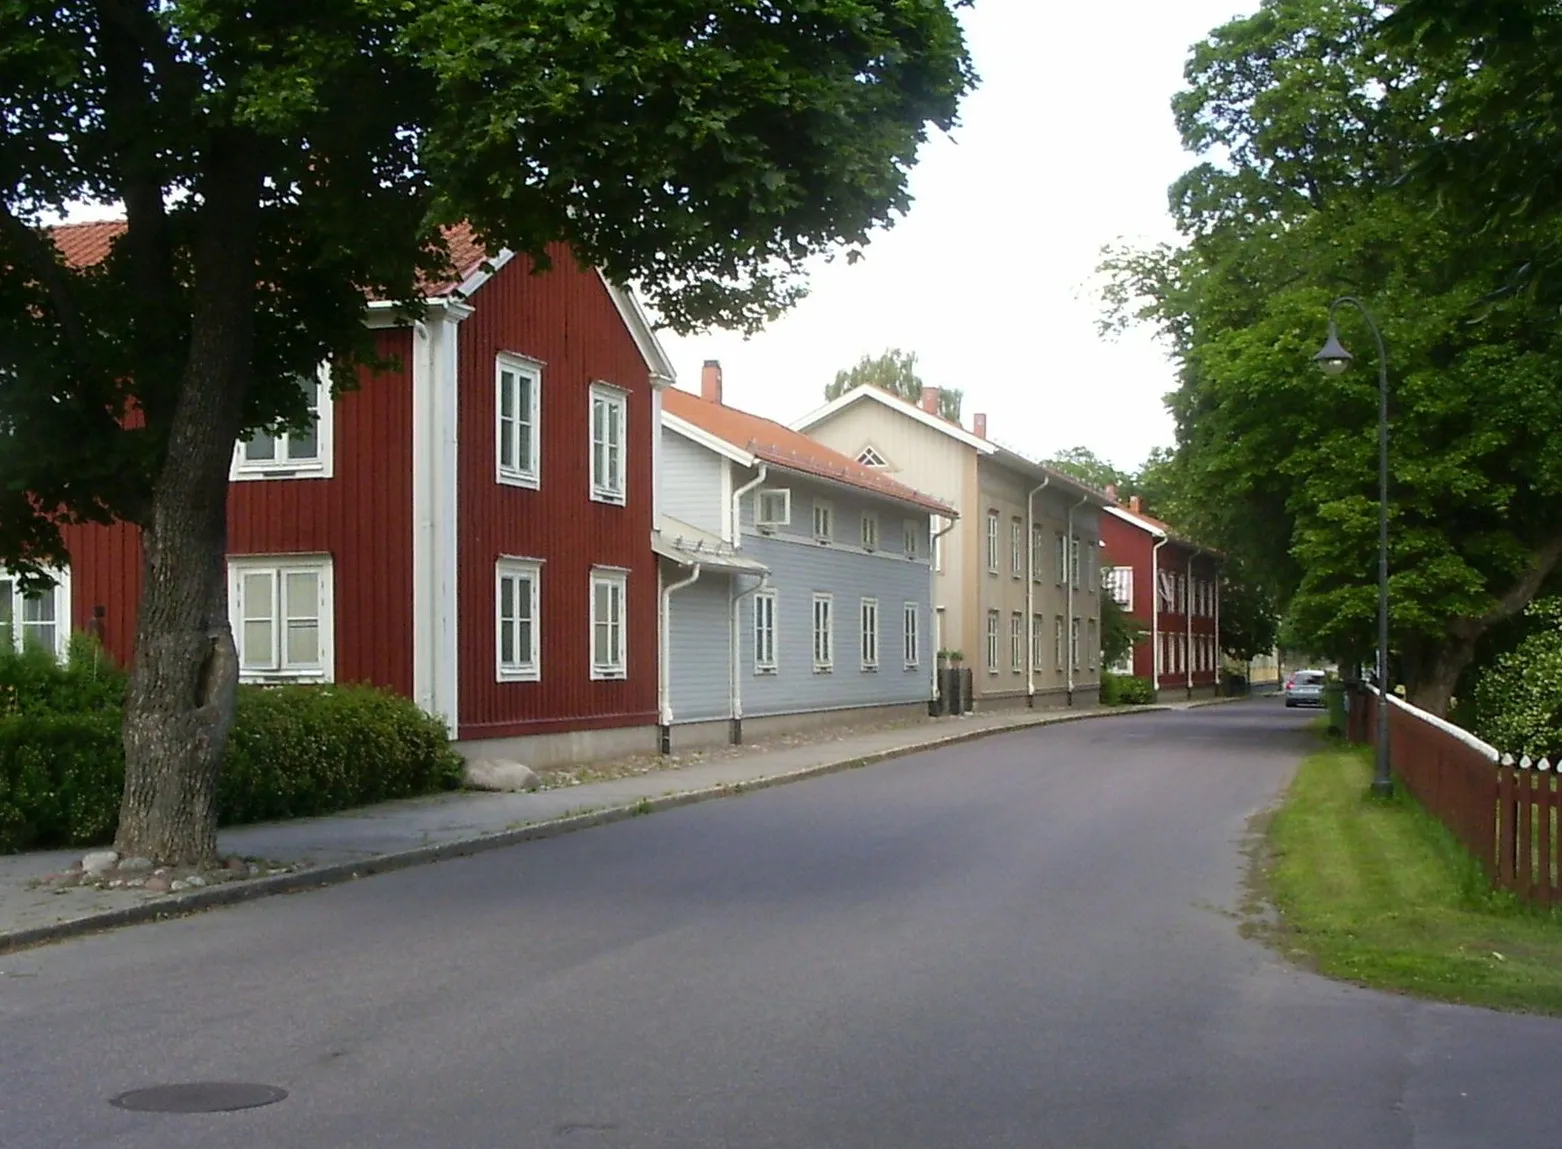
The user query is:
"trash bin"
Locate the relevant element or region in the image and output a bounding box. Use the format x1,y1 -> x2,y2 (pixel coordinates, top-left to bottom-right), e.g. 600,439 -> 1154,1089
1324,679 -> 1347,736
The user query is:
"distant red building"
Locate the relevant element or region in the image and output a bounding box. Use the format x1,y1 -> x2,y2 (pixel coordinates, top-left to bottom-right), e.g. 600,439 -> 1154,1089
1098,494 -> 1222,697
50,221 -> 673,765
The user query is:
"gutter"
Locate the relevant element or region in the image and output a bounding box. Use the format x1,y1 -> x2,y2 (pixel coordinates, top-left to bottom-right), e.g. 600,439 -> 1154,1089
1064,491 -> 1089,705
729,573 -> 771,744
1024,477 -> 1050,706
658,563 -> 703,754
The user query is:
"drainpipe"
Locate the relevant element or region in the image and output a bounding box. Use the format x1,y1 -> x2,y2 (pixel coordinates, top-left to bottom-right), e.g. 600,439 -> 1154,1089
931,513 -> 959,713
1214,567 -> 1222,695
1150,533 -> 1168,700
658,563 -> 703,755
729,572 -> 770,745
1025,477 -> 1050,708
1064,492 -> 1088,705
1186,553 -> 1196,700
730,463 -> 768,547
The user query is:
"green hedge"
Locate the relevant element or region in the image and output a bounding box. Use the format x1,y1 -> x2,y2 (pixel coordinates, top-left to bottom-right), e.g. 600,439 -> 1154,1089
1100,672 -> 1155,706
0,675 -> 463,852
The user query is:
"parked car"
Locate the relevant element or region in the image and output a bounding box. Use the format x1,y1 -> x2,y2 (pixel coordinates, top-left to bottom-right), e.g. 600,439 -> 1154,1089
1284,669 -> 1328,708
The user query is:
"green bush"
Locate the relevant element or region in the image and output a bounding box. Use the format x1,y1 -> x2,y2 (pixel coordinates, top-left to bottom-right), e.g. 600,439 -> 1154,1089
1100,671 -> 1154,706
0,632 -> 128,716
0,678 -> 463,853
1469,598 -> 1562,759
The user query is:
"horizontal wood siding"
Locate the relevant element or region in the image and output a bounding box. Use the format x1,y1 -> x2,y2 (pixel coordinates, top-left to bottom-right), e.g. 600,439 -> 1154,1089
457,249 -> 657,739
658,429 -> 726,536
62,330 -> 416,696
667,573 -> 732,722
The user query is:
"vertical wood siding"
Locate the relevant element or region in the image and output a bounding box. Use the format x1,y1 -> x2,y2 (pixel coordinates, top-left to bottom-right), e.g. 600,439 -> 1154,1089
1099,517 -> 1220,688
61,328 -> 416,697
456,249 -> 658,740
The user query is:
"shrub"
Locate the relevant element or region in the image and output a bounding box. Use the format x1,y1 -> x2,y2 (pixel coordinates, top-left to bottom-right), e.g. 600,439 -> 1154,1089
0,680 -> 463,852
0,632 -> 128,716
1100,671 -> 1154,706
1469,598 -> 1562,760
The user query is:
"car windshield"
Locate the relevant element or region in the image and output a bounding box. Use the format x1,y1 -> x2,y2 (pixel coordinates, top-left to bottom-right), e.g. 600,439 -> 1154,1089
1294,672 -> 1326,686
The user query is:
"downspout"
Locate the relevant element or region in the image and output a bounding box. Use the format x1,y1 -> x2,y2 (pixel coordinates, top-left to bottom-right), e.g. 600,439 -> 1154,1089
1150,533 -> 1168,700
730,463 -> 768,547
1214,566 -> 1222,695
931,513 -> 959,713
1064,492 -> 1088,705
1186,552 -> 1197,700
658,563 -> 703,755
729,572 -> 770,745
1025,477 -> 1050,708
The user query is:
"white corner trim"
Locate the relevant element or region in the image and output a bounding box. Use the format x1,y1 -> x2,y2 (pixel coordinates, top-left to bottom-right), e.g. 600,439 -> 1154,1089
596,271 -> 677,386
453,250 -> 517,302
412,307 -> 466,737
1104,504 -> 1167,538
788,385 -> 995,454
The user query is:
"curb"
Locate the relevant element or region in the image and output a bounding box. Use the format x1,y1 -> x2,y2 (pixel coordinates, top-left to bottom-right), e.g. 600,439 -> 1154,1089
0,704 -> 1171,955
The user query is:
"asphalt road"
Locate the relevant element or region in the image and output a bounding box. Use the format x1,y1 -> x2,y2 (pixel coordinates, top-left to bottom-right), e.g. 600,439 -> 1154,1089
5,701 -> 1562,1149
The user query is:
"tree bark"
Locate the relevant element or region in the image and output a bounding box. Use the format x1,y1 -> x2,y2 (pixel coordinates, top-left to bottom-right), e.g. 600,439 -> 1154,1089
1404,641 -> 1475,718
113,139 -> 259,866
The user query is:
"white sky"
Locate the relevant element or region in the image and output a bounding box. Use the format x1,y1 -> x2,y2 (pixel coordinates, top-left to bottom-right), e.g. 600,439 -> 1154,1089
657,0 -> 1252,475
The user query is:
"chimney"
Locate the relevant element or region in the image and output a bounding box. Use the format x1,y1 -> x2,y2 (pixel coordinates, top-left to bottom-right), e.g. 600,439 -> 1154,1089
973,413 -> 987,440
1104,483 -> 1118,503
919,386 -> 940,415
701,359 -> 723,405
1129,495 -> 1142,514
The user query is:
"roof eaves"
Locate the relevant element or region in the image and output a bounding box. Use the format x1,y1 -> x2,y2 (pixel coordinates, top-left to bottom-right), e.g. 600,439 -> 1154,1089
661,411 -> 758,467
759,455 -> 956,518
597,271 -> 676,387
789,385 -> 995,455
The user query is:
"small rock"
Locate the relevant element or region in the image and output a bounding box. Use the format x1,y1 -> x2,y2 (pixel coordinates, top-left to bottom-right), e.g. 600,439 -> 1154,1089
118,856 -> 154,874
107,879 -> 124,889
169,879 -> 189,893
247,864 -> 261,877
81,850 -> 119,875
462,758 -> 540,792
143,876 -> 171,893
126,878 -> 146,888
185,874 -> 207,888
225,856 -> 248,873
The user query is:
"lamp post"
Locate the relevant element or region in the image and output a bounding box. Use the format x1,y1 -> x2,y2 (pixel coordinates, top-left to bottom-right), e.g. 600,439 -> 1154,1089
1313,296 -> 1392,799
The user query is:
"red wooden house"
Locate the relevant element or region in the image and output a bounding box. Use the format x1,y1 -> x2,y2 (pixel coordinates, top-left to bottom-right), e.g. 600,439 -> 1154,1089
1098,493 -> 1223,698
43,220 -> 674,766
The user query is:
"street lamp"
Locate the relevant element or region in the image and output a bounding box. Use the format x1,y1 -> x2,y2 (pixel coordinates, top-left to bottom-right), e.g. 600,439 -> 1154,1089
1314,296 -> 1392,799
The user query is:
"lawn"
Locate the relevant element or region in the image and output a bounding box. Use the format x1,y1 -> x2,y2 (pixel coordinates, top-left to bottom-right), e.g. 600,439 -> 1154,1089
1251,740 -> 1562,1015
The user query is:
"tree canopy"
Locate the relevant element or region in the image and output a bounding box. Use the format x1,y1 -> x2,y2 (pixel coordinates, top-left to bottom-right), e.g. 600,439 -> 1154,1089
0,0 -> 976,863
1043,447 -> 1133,495
824,347 -> 963,421
1100,0 -> 1562,715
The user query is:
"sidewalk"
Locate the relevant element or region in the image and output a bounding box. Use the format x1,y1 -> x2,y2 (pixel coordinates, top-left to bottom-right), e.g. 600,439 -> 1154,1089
0,698 -> 1242,954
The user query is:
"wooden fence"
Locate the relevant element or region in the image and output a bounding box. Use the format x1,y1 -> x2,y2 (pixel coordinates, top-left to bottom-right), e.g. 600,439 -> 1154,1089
1348,687 -> 1559,905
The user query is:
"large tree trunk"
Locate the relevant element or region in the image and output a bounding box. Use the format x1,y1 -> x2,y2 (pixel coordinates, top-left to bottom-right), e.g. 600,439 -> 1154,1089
1404,640 -> 1475,719
114,144 -> 258,866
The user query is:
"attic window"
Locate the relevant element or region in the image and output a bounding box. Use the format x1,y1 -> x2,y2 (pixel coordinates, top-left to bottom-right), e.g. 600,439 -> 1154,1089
856,445 -> 889,468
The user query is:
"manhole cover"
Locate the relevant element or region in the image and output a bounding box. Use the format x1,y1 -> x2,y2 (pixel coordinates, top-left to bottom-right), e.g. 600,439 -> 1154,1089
109,1082 -> 288,1113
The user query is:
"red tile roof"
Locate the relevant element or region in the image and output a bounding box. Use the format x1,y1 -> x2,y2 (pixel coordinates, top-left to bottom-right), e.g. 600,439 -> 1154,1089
663,387 -> 956,517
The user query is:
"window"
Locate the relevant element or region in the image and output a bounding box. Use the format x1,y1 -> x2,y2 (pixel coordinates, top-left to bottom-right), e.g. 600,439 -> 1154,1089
861,513 -> 879,552
1086,545 -> 1097,594
813,500 -> 834,543
1054,616 -> 1065,670
1010,518 -> 1023,578
757,489 -> 791,529
1104,566 -> 1133,609
234,368 -> 332,479
1031,613 -> 1044,669
228,556 -> 333,680
1088,619 -> 1098,670
1010,612 -> 1023,672
986,511 -> 1000,574
903,602 -> 920,668
1177,573 -> 1188,614
856,445 -> 888,467
860,598 -> 879,670
495,559 -> 541,681
1158,571 -> 1176,612
1031,525 -> 1045,582
812,594 -> 834,671
590,568 -> 627,678
1055,533 -> 1067,584
496,355 -> 541,487
1071,617 -> 1081,670
754,590 -> 777,673
903,520 -> 920,559
986,610 -> 1000,673
589,384 -> 627,503
0,573 -> 69,658
1070,535 -> 1081,588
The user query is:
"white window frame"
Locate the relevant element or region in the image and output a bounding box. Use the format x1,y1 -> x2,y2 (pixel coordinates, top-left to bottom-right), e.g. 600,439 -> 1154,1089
1055,616 -> 1065,670
1071,616 -> 1082,671
1031,525 -> 1045,583
228,555 -> 335,682
757,489 -> 792,531
1055,533 -> 1067,584
1010,612 -> 1023,672
903,519 -> 920,559
495,558 -> 542,682
1070,535 -> 1082,589
1105,566 -> 1134,609
232,364 -> 334,481
1088,618 -> 1098,670
588,383 -> 628,505
860,597 -> 879,670
986,609 -> 1000,674
589,567 -> 628,679
903,601 -> 920,668
1010,518 -> 1023,579
986,511 -> 1000,573
496,354 -> 542,489
754,590 -> 778,674
813,499 -> 834,544
861,512 -> 879,553
856,445 -> 889,467
812,593 -> 834,672
0,569 -> 71,660
1030,612 -> 1045,669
